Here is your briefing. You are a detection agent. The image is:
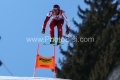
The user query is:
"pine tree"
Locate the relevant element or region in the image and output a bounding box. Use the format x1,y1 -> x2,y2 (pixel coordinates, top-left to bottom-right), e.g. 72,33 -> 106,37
0,60 -> 2,66
89,14 -> 120,80
0,36 -> 1,66
56,0 -> 120,80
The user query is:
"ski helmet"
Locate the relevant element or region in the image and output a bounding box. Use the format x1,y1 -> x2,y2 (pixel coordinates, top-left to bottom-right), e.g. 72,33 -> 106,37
52,4 -> 60,14
52,4 -> 60,10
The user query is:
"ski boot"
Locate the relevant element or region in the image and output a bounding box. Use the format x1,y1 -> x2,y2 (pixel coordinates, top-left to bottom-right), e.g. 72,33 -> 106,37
57,37 -> 61,45
50,38 -> 55,44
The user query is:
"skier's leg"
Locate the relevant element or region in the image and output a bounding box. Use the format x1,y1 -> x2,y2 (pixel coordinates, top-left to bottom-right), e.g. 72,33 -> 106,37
57,19 -> 64,45
49,20 -> 56,44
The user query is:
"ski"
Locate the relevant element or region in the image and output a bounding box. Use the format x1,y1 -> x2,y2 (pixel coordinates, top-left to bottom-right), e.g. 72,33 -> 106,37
43,43 -> 64,46
53,44 -> 64,46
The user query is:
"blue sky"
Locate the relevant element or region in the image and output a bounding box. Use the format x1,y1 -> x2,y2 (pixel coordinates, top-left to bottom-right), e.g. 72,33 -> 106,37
0,0 -> 89,78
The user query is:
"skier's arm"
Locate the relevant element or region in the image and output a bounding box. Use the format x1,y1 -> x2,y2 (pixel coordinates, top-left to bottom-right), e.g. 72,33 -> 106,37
62,12 -> 70,30
42,11 -> 52,30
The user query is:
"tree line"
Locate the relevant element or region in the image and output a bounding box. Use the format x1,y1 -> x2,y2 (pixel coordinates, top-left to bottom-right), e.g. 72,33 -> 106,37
56,0 -> 120,80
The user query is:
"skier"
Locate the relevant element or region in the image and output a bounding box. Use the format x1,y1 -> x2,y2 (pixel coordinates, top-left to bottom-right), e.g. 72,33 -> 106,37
41,4 -> 70,45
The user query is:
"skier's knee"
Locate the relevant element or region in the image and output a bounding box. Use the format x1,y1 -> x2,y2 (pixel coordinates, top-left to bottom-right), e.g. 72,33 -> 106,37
59,29 -> 62,31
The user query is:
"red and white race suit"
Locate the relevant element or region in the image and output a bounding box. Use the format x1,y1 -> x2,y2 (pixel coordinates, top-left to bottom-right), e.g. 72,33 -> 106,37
42,10 -> 70,38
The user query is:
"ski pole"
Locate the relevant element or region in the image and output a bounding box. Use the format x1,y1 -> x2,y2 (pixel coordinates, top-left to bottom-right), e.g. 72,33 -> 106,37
43,34 -> 46,45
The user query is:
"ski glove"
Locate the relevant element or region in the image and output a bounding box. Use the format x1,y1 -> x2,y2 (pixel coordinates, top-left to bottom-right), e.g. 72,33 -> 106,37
66,26 -> 69,35
42,29 -> 45,34
66,30 -> 69,35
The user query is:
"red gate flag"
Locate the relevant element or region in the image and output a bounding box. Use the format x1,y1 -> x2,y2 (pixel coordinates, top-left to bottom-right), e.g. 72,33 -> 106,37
35,54 -> 55,69
33,44 -> 56,77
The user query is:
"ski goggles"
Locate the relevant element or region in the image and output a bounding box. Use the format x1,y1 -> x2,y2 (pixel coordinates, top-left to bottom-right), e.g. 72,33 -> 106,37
53,9 -> 58,14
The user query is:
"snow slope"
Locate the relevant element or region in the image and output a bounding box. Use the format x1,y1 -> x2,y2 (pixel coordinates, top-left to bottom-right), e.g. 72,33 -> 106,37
107,59 -> 120,80
0,76 -> 71,80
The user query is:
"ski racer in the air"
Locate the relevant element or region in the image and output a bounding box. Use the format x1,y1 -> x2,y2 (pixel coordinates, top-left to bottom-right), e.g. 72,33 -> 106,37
41,4 -> 70,45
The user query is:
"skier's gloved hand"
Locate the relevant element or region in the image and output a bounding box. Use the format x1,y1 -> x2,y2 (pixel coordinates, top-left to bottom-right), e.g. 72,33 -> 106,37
41,29 -> 45,34
66,30 -> 69,35
66,26 -> 69,35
